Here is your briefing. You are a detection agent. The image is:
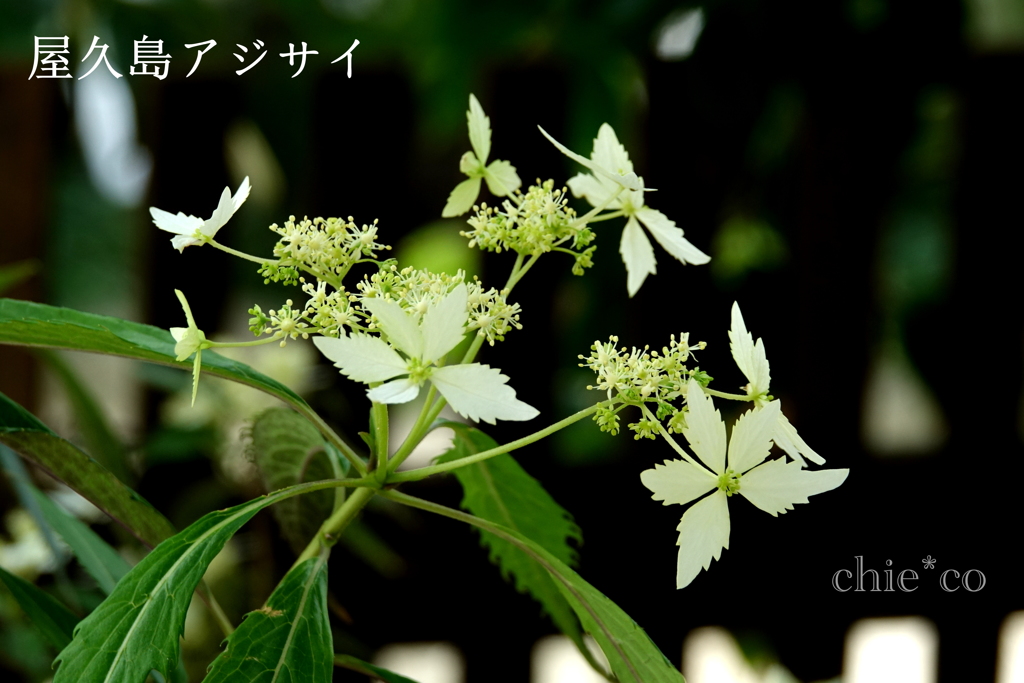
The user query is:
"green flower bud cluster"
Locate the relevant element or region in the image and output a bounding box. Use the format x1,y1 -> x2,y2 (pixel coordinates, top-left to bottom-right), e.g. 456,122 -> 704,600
259,215 -> 391,287
462,180 -> 595,274
580,334 -> 706,435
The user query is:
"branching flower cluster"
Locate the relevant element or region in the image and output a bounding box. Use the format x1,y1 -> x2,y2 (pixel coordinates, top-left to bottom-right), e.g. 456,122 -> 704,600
148,92 -> 848,597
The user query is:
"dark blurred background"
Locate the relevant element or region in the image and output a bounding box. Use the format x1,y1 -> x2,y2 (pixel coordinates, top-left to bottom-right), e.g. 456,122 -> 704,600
1,0 -> 1023,681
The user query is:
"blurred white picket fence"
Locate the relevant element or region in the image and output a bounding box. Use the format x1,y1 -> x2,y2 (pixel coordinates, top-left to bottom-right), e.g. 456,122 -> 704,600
371,611 -> 1024,683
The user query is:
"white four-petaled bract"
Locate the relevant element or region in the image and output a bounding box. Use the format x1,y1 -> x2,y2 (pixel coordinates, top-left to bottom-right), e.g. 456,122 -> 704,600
640,378 -> 848,589
544,124 -> 709,297
150,177 -> 251,252
729,301 -> 824,466
169,289 -> 209,407
313,283 -> 538,424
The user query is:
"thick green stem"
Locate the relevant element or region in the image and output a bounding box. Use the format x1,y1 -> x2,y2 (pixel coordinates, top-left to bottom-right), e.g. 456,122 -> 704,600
387,403 -> 602,483
291,486 -> 376,569
371,401 -> 389,484
386,385 -> 440,473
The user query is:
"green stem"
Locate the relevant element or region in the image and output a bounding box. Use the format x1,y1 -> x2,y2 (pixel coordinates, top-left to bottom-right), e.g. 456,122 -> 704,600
371,401 -> 389,484
703,387 -> 753,402
294,407 -> 368,477
388,403 -> 603,483
292,486 -> 376,569
206,334 -> 284,349
198,582 -> 235,637
640,404 -> 703,470
505,253 -> 541,292
386,385 -> 440,473
571,186 -> 625,229
584,209 -> 625,223
208,239 -> 277,265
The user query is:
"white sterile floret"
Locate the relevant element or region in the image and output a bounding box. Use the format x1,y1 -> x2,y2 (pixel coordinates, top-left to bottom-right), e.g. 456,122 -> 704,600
150,177 -> 251,252
313,283 -> 538,424
562,125 -> 709,297
169,289 -> 211,406
728,301 -> 823,467
639,379 -> 848,589
442,95 -> 522,217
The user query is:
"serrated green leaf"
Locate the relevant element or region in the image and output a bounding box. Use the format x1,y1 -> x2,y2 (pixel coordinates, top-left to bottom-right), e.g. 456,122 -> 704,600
53,490 -> 298,683
31,489 -> 131,595
0,390 -> 177,548
467,94 -> 491,165
249,408 -> 341,554
435,424 -> 589,666
334,654 -> 420,683
0,565 -> 80,650
0,298 -> 308,410
386,490 -> 682,683
203,553 -> 332,683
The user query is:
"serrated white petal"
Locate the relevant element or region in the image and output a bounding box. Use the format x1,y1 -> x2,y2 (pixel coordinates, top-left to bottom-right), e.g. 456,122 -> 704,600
483,159 -> 521,196
170,327 -> 186,343
202,183 -> 240,237
637,207 -> 711,266
431,364 -> 539,424
362,296 -> 424,359
640,459 -> 717,507
675,490 -> 730,589
467,94 -> 491,165
170,234 -> 202,252
442,177 -> 481,218
772,409 -> 825,466
591,124 -> 633,177
739,458 -> 848,516
681,379 -> 727,475
367,377 -> 422,404
620,216 -> 657,297
537,126 -> 642,191
727,401 -> 781,474
313,334 -> 407,383
231,176 -> 251,212
420,283 -> 468,363
566,172 -> 617,208
149,207 -> 203,236
729,302 -> 771,394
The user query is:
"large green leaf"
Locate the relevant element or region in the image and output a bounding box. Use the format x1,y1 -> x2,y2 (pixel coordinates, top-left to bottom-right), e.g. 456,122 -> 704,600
385,491 -> 683,683
0,298 -> 308,409
53,489 -> 301,683
0,390 -> 177,548
248,408 -> 341,554
333,655 -> 420,683
0,391 -> 175,548
0,565 -> 80,651
435,424 -> 589,662
32,489 -> 131,595
203,552 -> 333,683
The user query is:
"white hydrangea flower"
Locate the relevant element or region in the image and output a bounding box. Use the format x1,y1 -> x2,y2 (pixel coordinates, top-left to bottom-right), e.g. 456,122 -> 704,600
729,301 -> 823,467
170,289 -> 210,406
150,177 -> 251,252
442,95 -> 522,217
640,378 -> 848,589
313,283 -> 538,424
542,124 -> 709,296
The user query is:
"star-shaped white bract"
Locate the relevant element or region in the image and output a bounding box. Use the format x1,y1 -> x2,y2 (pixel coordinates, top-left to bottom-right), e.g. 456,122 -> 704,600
545,124 -> 709,297
640,378 -> 848,589
729,301 -> 823,467
169,289 -> 210,406
313,283 -> 538,424
442,95 -> 522,217
150,177 -> 251,253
